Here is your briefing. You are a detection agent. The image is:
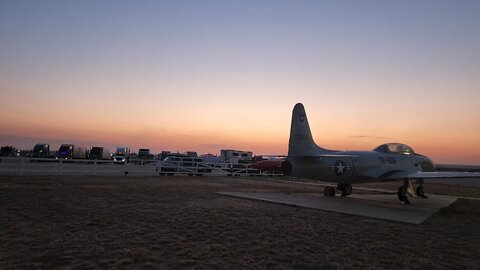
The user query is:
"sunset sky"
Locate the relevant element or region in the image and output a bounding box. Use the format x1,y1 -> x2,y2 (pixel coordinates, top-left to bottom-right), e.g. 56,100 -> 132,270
1,1 -> 479,164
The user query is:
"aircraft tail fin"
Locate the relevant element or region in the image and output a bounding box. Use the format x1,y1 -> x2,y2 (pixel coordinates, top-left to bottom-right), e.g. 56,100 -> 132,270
288,103 -> 331,156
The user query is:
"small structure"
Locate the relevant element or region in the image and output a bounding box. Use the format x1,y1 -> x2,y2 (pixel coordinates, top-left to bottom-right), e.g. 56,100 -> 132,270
221,149 -> 253,163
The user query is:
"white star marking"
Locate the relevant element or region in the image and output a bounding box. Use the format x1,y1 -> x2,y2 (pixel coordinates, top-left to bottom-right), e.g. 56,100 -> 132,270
336,163 -> 346,174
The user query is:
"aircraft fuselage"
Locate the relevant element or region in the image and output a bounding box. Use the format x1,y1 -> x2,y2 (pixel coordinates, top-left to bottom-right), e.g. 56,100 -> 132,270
285,151 -> 435,184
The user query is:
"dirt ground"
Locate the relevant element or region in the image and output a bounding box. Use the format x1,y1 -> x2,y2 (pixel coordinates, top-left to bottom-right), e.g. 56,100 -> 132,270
1,175 -> 479,269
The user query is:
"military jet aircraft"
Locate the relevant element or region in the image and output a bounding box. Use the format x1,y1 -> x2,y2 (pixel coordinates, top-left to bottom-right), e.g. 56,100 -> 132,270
281,103 -> 480,204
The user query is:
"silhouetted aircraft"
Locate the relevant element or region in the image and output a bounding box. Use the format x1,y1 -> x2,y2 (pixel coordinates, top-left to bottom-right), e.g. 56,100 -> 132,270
281,103 -> 480,203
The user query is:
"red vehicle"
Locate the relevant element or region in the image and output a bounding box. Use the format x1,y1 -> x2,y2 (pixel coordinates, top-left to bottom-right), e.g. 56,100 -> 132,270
250,160 -> 284,173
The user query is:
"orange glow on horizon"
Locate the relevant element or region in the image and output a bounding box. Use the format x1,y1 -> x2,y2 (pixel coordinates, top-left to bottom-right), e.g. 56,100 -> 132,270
1,86 -> 480,165
1,108 -> 479,165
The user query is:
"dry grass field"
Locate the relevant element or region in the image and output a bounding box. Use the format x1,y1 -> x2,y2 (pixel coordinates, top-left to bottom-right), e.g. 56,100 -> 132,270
1,175 -> 479,269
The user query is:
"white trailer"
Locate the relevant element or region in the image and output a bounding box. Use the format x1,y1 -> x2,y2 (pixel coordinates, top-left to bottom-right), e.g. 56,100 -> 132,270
221,149 -> 253,163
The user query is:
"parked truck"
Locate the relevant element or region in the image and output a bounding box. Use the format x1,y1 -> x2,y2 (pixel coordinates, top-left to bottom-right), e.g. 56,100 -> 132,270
138,148 -> 153,160
0,146 -> 20,157
32,143 -> 50,158
88,147 -> 111,160
113,147 -> 130,163
57,144 -> 87,159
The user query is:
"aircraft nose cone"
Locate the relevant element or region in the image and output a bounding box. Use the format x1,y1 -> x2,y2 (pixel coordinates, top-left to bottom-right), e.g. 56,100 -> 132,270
281,161 -> 292,176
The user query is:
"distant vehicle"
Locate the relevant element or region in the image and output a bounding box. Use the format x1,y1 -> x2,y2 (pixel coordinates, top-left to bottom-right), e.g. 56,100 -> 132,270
251,156 -> 286,173
88,147 -> 111,160
138,148 -> 153,160
201,153 -> 222,164
159,151 -> 187,160
0,146 -> 20,157
159,151 -> 172,160
19,150 -> 33,157
113,147 -> 130,163
252,155 -> 286,162
251,160 -> 284,173
32,143 -> 50,158
159,156 -> 212,175
57,144 -> 87,159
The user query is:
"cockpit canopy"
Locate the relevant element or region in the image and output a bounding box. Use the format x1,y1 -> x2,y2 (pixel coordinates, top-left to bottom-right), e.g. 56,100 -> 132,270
373,143 -> 415,155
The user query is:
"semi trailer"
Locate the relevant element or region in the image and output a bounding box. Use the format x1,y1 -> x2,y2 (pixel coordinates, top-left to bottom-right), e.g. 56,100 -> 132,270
88,147 -> 111,160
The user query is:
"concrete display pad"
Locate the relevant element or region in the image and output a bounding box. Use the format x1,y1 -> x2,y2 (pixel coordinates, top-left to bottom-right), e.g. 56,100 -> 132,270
217,192 -> 458,224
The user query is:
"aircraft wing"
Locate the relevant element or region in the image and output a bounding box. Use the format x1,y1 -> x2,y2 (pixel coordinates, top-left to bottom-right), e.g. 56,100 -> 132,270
318,154 -> 358,158
436,164 -> 480,172
294,154 -> 358,159
360,168 -> 480,180
387,171 -> 480,179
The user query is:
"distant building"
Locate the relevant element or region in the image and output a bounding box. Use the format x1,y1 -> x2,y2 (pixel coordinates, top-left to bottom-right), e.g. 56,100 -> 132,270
220,149 -> 253,163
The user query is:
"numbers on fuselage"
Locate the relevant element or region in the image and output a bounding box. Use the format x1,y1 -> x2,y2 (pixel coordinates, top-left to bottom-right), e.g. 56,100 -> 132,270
378,157 -> 396,164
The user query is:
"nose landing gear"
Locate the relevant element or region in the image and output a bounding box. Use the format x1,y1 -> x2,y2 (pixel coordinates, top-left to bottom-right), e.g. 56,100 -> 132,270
397,179 -> 411,204
415,186 -> 428,198
397,179 -> 428,203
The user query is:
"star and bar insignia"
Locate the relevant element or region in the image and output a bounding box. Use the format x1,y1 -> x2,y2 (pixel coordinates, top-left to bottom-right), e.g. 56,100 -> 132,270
329,160 -> 351,176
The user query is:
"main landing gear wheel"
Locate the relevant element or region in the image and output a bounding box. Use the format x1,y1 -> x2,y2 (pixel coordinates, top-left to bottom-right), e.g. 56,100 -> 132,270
337,184 -> 352,197
324,186 -> 336,197
416,186 -> 428,198
397,186 -> 410,204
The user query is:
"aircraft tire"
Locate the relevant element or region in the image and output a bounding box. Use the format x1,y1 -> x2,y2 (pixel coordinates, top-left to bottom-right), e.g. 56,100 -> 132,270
397,187 -> 405,201
324,186 -> 335,197
343,184 -> 352,197
336,184 -> 352,197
